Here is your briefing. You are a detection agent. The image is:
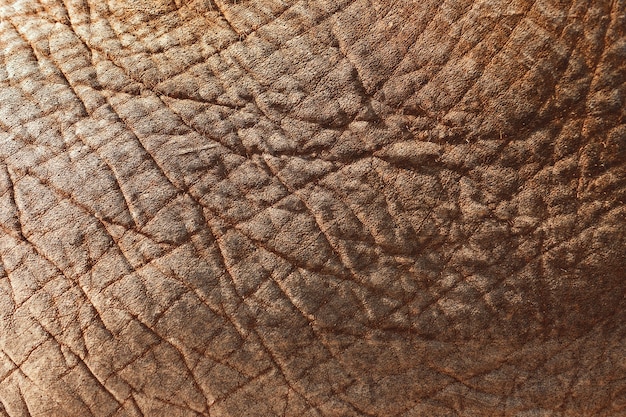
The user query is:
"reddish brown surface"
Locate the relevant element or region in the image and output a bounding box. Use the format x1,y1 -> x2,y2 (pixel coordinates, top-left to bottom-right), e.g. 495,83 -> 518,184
0,0 -> 625,416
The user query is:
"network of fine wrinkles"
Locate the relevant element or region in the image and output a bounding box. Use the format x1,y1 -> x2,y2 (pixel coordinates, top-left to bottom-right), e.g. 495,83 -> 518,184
0,0 -> 624,416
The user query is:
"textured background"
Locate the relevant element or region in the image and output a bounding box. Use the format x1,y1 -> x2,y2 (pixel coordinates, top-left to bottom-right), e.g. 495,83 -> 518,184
0,0 -> 625,415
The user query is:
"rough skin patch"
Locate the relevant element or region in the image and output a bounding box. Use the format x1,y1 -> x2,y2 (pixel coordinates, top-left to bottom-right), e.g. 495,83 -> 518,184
0,0 -> 624,416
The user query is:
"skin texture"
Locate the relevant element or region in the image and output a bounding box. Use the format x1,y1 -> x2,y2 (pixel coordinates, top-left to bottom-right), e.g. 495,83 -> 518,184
0,0 -> 625,415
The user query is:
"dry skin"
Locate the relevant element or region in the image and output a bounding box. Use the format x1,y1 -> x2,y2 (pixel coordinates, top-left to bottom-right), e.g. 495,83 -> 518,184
0,0 -> 625,416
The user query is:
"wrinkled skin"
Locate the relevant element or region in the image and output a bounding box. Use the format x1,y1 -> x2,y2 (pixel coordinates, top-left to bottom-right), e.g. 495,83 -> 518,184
0,0 -> 625,415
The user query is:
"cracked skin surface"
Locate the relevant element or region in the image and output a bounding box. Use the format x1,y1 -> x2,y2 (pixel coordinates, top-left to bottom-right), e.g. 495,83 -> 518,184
0,0 -> 625,415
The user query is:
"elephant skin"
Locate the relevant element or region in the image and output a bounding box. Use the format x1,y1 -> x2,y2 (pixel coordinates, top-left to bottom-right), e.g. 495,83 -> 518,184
0,0 -> 625,416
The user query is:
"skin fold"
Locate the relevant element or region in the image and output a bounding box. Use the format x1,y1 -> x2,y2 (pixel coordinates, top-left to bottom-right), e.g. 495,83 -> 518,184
0,0 -> 624,415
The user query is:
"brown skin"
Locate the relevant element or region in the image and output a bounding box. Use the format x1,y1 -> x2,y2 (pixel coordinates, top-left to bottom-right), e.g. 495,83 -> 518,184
0,0 -> 625,416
